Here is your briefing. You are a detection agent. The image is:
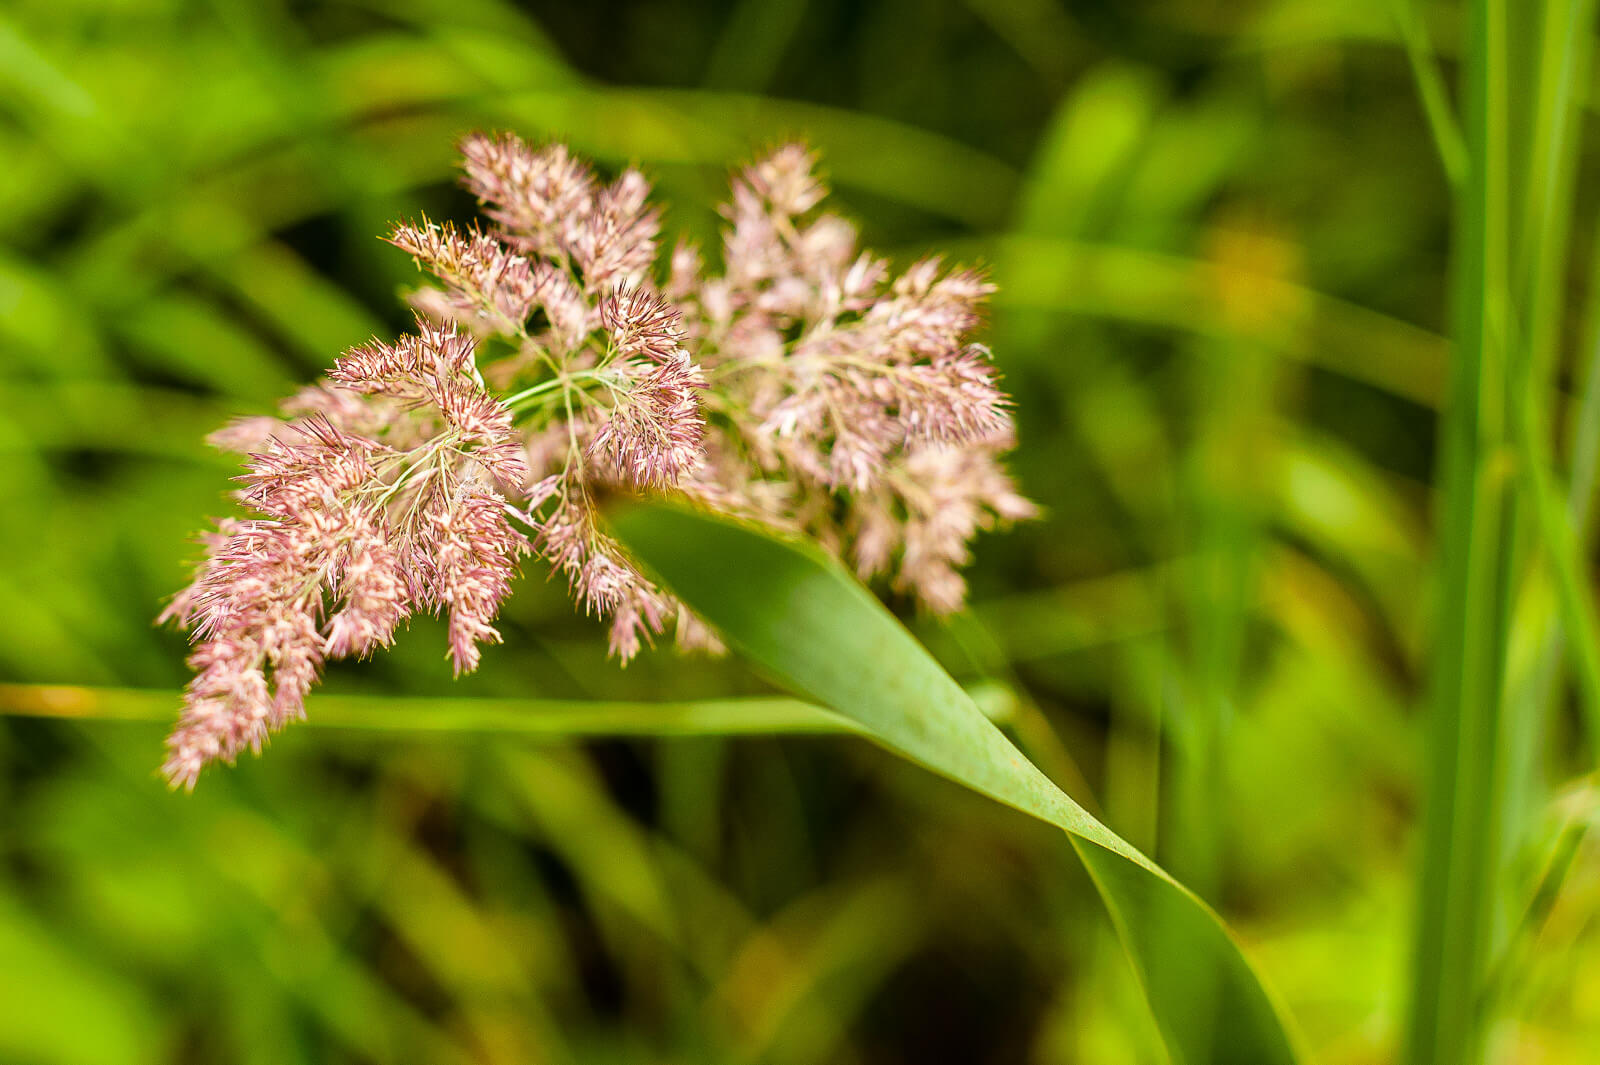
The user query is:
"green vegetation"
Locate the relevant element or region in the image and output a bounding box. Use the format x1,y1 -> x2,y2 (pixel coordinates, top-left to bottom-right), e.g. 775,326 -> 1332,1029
4,1 -> 1600,1062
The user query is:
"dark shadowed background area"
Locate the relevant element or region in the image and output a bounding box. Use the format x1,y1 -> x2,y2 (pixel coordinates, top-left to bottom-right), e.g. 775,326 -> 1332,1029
3,1 -> 1598,1063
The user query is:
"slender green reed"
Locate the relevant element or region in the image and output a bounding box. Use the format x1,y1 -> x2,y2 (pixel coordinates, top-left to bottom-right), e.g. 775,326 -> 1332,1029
1407,1 -> 1599,1061
1404,1 -> 1513,1062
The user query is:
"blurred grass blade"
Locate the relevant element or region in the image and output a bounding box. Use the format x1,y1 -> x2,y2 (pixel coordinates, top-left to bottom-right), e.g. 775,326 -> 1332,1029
610,502 -> 1304,1065
1387,0 -> 1467,185
1405,0 -> 1515,1061
0,684 -> 867,737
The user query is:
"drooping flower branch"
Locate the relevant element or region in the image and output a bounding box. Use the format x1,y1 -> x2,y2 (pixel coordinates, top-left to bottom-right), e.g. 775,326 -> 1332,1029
162,133 -> 1033,787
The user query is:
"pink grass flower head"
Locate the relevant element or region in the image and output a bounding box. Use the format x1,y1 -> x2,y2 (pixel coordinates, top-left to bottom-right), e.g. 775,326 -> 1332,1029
161,134 -> 1031,788
678,144 -> 1035,611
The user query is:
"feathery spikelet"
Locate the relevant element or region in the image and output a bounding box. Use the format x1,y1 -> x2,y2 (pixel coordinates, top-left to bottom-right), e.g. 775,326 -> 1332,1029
387,218 -> 542,331
459,133 -> 596,259
429,488 -> 528,675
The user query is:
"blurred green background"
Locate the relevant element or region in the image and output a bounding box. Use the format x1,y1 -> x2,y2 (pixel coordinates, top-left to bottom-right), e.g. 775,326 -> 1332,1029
3,0 -> 1599,1062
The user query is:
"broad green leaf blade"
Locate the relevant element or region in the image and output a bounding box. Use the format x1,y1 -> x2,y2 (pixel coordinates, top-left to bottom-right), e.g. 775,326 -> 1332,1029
610,502 -> 1304,1065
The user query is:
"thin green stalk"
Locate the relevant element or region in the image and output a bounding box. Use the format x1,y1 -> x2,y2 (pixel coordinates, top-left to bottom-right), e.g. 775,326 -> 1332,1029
0,683 -> 1029,739
1388,0 -> 1469,186
1408,2 -> 1600,1053
1565,231 -> 1600,532
1404,2 -> 1516,1063
1531,7 -> 1600,732
1156,333 -> 1271,1061
1500,0 -> 1600,979
0,683 -> 866,736
1513,390 -> 1600,750
504,367 -> 623,410
1514,0 -> 1594,387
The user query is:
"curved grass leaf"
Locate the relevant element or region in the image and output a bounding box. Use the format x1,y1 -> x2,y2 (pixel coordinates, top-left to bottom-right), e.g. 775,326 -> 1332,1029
609,501 -> 1305,1065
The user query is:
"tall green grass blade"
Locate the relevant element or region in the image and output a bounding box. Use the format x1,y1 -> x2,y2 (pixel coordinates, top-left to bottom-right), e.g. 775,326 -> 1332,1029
609,502 -> 1304,1065
1567,231 -> 1600,535
1514,417 -> 1600,751
1405,0 -> 1517,1060
1507,0 -> 1600,765
1492,2 -> 1600,1019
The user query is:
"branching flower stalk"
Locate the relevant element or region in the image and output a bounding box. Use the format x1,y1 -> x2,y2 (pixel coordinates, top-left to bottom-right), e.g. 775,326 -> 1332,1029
162,134 -> 1034,788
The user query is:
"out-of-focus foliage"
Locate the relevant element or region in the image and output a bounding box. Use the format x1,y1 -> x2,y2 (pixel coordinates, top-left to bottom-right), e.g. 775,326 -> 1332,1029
2,0 -> 1598,1063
